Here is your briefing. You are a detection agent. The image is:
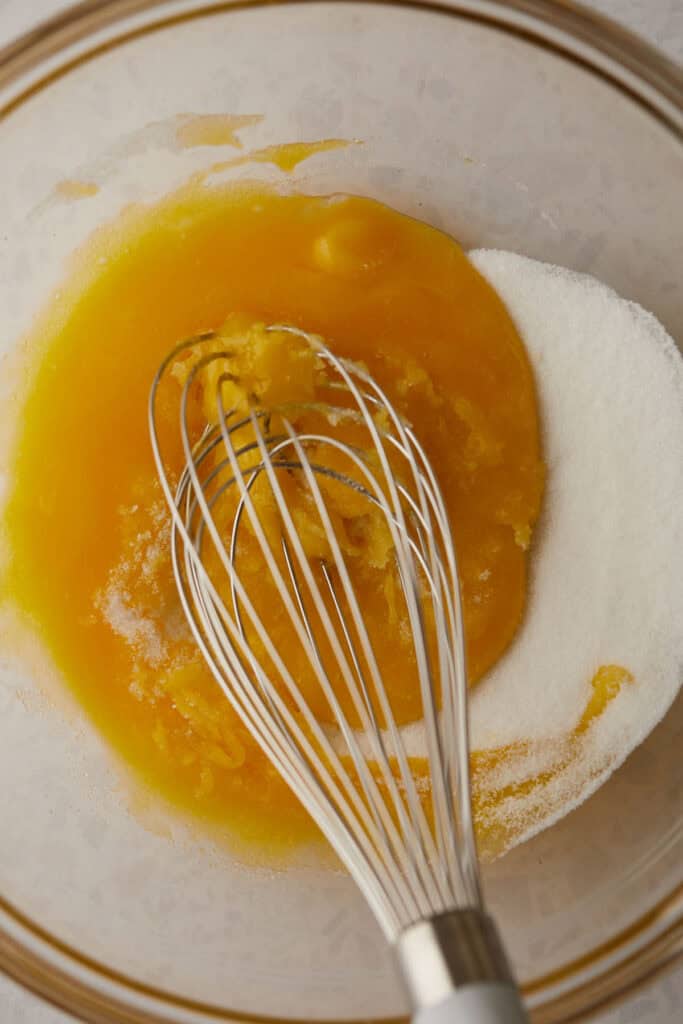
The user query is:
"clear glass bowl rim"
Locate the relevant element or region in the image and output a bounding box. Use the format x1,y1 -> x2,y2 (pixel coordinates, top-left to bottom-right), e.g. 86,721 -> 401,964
0,1 -> 680,1022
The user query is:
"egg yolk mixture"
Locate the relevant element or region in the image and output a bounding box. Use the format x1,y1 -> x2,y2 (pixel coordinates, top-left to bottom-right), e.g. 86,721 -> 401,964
5,185 -> 551,856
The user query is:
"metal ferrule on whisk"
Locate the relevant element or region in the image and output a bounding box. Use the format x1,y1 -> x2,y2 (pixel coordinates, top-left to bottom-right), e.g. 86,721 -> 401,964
396,909 -> 526,1023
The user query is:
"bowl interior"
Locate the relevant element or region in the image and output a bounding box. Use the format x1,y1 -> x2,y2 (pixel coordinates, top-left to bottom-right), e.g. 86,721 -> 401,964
0,2 -> 681,1020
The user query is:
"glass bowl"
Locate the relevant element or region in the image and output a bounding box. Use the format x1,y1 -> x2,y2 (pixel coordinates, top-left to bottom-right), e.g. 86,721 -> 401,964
0,2 -> 681,1022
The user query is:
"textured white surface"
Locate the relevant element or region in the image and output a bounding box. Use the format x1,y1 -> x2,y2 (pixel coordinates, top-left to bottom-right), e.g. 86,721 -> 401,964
466,248 -> 683,838
0,1 -> 680,1022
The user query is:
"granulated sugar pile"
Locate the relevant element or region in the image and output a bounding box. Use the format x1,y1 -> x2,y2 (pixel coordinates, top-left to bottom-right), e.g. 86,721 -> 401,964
459,250 -> 683,852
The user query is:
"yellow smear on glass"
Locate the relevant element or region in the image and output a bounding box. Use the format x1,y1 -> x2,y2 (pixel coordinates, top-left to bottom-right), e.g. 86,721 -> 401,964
55,180 -> 100,200
176,113 -> 264,149
194,139 -> 357,183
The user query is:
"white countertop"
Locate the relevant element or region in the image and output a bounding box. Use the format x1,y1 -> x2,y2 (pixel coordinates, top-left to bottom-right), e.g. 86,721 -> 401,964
0,1 -> 681,1021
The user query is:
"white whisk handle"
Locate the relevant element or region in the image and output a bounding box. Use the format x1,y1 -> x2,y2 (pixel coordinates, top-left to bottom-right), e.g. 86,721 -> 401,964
411,982 -> 527,1024
396,909 -> 528,1024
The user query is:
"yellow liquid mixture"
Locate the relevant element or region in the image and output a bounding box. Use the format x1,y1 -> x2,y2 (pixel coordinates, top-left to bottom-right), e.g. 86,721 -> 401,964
5,185 -> 547,855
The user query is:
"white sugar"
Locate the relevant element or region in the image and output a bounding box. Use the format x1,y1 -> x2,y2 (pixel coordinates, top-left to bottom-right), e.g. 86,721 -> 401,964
467,250 -> 682,744
97,586 -> 168,667
447,249 -> 683,851
94,498 -> 177,669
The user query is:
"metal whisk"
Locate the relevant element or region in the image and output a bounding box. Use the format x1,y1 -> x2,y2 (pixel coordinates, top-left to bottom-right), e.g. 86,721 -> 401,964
150,324 -> 527,1024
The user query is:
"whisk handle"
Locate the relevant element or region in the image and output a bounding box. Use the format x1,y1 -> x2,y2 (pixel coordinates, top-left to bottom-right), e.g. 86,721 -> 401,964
411,981 -> 527,1024
396,909 -> 528,1024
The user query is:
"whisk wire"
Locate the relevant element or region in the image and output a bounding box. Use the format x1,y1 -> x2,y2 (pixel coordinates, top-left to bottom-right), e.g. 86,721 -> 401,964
174,369 -> 415,929
276,418 -> 450,915
313,346 -> 464,904
280,533 -> 429,921
216,463 -> 410,910
408,428 -> 480,904
175,478 -> 407,935
207,423 -> 458,906
149,323 -> 483,937
250,403 -> 449,916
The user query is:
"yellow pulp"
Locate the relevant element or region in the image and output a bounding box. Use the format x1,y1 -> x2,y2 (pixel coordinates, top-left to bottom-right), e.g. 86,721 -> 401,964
5,185 -> 551,855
